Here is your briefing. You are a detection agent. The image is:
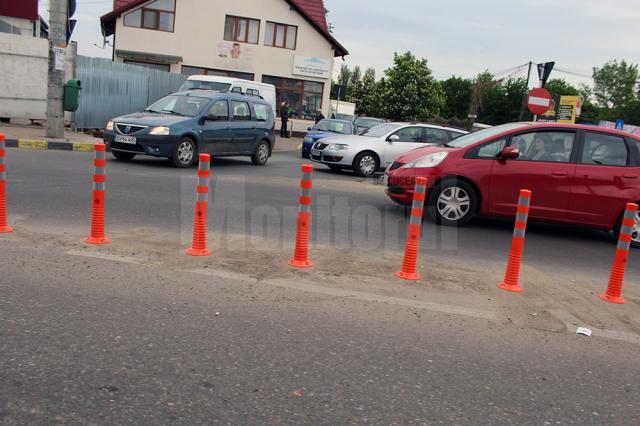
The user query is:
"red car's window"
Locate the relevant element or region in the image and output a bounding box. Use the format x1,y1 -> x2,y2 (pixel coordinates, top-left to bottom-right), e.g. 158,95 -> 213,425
511,132 -> 575,163
581,132 -> 628,166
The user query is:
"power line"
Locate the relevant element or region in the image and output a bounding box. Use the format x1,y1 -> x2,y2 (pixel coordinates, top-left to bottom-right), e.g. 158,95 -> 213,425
554,66 -> 593,79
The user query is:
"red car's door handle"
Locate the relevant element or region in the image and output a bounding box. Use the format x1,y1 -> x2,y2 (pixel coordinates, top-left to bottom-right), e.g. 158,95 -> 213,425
623,174 -> 638,179
551,171 -> 569,177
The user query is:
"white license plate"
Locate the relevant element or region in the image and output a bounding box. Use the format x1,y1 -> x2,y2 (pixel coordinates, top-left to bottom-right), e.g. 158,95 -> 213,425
311,149 -> 321,156
382,174 -> 389,185
115,135 -> 136,144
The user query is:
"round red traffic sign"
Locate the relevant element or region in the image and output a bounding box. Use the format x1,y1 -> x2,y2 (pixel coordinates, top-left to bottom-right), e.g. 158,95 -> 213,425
527,88 -> 553,115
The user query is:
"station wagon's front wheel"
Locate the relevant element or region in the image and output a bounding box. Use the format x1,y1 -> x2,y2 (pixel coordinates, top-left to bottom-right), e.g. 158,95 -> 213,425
170,138 -> 196,168
252,141 -> 270,165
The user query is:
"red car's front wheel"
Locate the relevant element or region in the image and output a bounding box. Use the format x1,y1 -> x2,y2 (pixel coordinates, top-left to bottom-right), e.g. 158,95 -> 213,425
427,179 -> 477,226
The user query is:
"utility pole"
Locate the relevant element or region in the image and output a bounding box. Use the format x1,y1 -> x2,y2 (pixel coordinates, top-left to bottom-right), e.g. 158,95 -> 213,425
518,61 -> 532,121
46,0 -> 68,139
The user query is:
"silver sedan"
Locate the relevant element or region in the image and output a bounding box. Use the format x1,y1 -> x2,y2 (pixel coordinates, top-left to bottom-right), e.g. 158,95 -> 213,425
309,123 -> 467,177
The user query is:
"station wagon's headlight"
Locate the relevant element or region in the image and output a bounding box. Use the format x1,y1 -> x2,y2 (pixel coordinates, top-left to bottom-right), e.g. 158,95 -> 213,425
326,143 -> 349,151
304,136 -> 313,142
149,126 -> 170,135
401,152 -> 448,168
106,121 -> 114,131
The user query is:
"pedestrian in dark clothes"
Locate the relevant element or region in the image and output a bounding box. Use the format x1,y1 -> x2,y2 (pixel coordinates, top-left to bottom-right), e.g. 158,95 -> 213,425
314,109 -> 325,124
280,101 -> 290,138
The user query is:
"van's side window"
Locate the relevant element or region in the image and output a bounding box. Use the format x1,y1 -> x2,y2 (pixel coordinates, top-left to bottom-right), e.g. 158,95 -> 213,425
232,101 -> 251,121
253,104 -> 268,122
208,100 -> 229,120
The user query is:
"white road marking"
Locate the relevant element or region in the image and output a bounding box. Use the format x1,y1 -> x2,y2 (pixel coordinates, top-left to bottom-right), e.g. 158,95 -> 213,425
550,309 -> 640,345
65,250 -> 143,265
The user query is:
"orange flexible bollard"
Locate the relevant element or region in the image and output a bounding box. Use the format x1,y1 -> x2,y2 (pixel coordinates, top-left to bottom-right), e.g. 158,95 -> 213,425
85,143 -> 110,245
0,135 -> 12,234
187,154 -> 212,256
289,164 -> 314,268
498,189 -> 532,292
599,202 -> 638,304
395,177 -> 428,281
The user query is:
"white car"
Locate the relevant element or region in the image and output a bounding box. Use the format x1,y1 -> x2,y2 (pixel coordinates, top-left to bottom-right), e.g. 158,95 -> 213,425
309,123 -> 467,176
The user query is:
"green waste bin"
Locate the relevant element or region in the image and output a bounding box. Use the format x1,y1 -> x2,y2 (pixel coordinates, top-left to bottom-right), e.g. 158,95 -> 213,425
63,79 -> 82,112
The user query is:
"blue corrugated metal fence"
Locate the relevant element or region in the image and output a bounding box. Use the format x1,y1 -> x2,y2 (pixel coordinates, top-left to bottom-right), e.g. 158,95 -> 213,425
75,56 -> 186,129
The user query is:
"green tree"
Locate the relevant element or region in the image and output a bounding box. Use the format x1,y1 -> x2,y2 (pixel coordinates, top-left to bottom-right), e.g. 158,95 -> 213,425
592,60 -> 639,110
545,78 -> 580,98
382,52 -> 444,121
356,68 -> 377,116
440,76 -> 472,120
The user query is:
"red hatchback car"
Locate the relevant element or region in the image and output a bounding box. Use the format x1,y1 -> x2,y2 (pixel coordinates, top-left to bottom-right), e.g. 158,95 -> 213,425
385,122 -> 640,245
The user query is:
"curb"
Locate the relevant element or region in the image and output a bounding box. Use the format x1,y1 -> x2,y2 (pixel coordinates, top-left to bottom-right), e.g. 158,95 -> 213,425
5,138 -> 97,152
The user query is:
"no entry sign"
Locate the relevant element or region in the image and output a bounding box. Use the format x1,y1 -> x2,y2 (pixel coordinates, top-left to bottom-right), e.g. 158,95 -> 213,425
527,88 -> 553,115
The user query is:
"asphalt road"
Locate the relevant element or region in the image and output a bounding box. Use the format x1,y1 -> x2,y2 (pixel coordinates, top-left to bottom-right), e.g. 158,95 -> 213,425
2,244 -> 639,424
2,148 -> 640,423
3,147 -> 639,282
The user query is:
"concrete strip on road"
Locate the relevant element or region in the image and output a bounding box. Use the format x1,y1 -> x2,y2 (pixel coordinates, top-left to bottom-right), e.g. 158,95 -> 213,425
550,309 -> 640,345
65,249 -> 145,265
188,268 -> 501,321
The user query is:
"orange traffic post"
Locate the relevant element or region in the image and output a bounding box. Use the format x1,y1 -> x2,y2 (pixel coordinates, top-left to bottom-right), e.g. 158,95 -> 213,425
187,153 -> 212,256
86,143 -> 110,244
0,134 -> 12,234
600,202 -> 638,304
395,177 -> 428,281
498,189 -> 532,292
289,164 -> 314,268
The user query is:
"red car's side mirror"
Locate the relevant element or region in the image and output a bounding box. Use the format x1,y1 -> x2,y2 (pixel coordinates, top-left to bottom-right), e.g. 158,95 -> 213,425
499,146 -> 520,160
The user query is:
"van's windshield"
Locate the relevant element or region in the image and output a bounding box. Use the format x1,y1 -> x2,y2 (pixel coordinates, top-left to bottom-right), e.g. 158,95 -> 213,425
180,80 -> 232,92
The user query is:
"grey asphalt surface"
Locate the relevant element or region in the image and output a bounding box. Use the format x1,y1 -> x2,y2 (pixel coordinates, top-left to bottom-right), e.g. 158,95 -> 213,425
2,244 -> 639,424
2,148 -> 640,423
3,147 -> 639,282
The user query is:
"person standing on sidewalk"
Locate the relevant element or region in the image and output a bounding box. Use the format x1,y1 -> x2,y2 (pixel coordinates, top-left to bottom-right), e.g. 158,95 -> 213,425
314,109 -> 325,124
280,101 -> 290,138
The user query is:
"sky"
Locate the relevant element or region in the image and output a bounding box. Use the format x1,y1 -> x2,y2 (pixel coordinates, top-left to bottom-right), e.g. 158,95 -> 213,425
39,0 -> 640,87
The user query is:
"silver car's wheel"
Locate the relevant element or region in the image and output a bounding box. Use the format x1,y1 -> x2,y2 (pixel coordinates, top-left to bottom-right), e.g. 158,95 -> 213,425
437,186 -> 471,221
353,151 -> 379,177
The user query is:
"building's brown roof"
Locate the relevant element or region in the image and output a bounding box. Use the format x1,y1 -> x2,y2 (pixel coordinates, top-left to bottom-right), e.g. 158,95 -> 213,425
101,0 -> 347,57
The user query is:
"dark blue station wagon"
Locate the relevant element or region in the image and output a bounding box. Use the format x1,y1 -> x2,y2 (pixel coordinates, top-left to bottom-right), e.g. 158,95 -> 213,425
103,91 -> 275,167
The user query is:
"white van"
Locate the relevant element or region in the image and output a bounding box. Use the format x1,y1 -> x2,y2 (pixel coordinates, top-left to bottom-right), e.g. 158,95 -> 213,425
179,75 -> 276,114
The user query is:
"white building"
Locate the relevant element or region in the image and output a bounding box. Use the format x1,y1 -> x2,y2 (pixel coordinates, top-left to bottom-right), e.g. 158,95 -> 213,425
101,0 -> 348,119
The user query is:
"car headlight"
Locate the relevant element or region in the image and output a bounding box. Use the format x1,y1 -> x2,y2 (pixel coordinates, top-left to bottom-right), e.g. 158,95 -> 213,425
401,152 -> 448,168
326,143 -> 349,151
304,136 -> 313,142
106,121 -> 114,131
149,126 -> 170,135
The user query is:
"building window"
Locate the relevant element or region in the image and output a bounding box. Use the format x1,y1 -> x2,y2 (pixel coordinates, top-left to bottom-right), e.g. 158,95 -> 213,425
123,0 -> 175,32
264,22 -> 297,49
262,75 -> 323,119
181,65 -> 254,81
224,15 -> 259,44
124,60 -> 170,72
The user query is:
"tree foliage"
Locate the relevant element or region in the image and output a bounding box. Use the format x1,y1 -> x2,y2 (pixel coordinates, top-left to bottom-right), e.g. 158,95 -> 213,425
331,55 -> 640,126
593,60 -> 639,110
378,52 -> 444,121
